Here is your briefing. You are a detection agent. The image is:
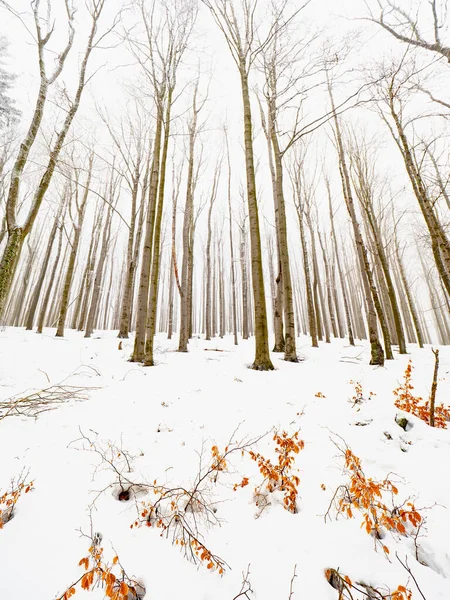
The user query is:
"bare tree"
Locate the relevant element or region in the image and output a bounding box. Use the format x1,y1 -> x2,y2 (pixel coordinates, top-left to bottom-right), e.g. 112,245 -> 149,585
24,196 -> 65,330
375,59 -> 450,297
328,75 -> 386,365
178,82 -> 205,353
290,156 -> 318,348
349,133 -> 407,354
367,0 -> 450,62
0,0 -> 113,320
55,156 -> 94,337
201,0 -> 276,369
325,177 -> 355,346
99,106 -> 148,339
130,0 -> 196,363
85,185 -> 117,338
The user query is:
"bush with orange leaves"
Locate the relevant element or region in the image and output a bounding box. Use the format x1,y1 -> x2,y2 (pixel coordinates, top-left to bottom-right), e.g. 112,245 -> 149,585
325,568 -> 413,600
55,538 -> 144,600
131,482 -> 227,575
129,438 -> 263,574
249,431 -> 304,515
392,587 -> 413,600
349,380 -> 375,408
326,440 -> 422,555
394,361 -> 450,429
0,474 -> 34,529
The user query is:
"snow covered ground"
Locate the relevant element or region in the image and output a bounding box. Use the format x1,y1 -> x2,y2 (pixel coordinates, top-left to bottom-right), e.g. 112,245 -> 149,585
0,328 -> 449,599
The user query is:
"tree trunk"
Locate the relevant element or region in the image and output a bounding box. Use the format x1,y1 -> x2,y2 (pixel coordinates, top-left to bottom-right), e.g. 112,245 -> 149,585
25,215 -> 60,330
327,184 -> 354,345
296,207 -> 318,347
55,166 -> 92,337
37,224 -> 63,333
144,88 -> 173,366
131,107 -> 163,361
240,68 -> 273,370
85,203 -> 114,338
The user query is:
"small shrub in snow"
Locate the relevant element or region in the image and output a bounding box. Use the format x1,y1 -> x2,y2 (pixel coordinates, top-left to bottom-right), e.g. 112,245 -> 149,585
394,361 -> 450,429
325,568 -> 413,600
391,587 -> 413,600
129,438 -> 260,574
349,380 -> 375,408
327,441 -> 422,555
56,540 -> 144,600
131,483 -> 226,574
210,444 -> 228,482
249,431 -> 304,515
0,476 -> 33,528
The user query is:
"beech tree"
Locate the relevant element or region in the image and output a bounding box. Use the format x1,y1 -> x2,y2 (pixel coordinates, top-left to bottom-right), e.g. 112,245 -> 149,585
130,0 -> 196,364
290,155 -> 319,348
374,60 -> 450,300
0,0 -> 113,321
178,82 -> 205,353
55,156 -> 94,338
349,134 -> 407,354
201,0 -> 278,370
328,76 -> 387,366
99,106 -> 149,339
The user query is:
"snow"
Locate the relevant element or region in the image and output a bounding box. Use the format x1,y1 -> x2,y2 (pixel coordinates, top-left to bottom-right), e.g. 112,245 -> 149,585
0,328 -> 450,599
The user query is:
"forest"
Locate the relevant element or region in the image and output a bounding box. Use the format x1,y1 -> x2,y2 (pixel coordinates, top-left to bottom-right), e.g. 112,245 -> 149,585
0,0 -> 450,599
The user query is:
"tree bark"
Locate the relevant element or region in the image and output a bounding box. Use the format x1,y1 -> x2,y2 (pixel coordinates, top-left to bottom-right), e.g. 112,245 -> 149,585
240,70 -> 273,369
131,106 -> 163,361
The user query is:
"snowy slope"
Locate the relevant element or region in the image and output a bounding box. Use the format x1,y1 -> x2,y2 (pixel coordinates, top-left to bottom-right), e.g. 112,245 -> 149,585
0,328 -> 449,599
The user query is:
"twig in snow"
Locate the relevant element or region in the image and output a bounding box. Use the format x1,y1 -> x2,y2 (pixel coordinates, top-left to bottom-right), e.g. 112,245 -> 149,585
232,564 -> 252,599
396,553 -> 428,600
288,564 -> 297,599
0,382 -> 95,421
